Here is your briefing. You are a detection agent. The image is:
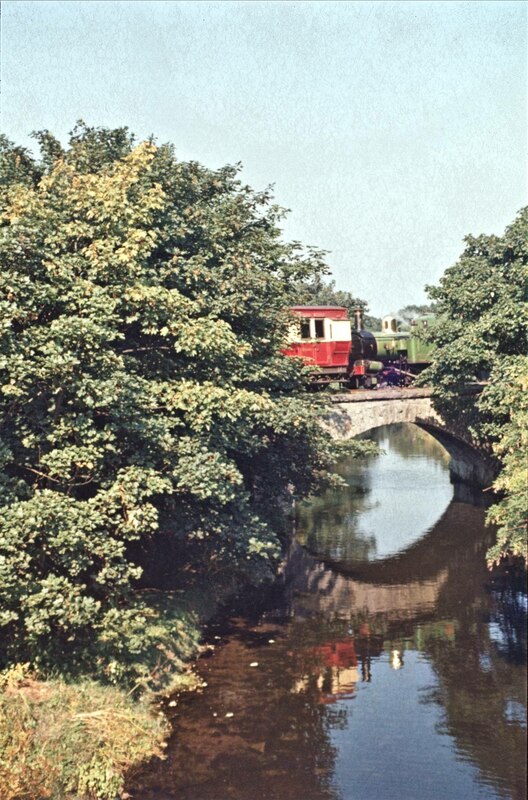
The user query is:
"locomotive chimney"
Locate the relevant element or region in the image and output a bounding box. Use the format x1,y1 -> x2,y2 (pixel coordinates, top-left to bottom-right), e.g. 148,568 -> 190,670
353,307 -> 364,331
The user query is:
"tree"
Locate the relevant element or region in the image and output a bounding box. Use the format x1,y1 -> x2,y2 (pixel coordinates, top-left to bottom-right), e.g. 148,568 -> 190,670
0,123 -> 339,684
292,274 -> 381,329
394,303 -> 437,329
419,208 -> 528,564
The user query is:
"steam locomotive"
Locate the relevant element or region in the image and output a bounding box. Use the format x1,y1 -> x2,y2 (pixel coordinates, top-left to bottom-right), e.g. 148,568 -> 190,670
282,305 -> 434,389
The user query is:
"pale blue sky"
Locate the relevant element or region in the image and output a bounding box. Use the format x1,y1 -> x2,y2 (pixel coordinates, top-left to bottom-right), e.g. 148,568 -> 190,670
1,0 -> 526,315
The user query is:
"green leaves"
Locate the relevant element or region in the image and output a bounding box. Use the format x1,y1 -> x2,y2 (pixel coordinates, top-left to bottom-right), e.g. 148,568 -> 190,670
482,356 -> 528,564
0,126 -> 335,683
422,208 -> 528,564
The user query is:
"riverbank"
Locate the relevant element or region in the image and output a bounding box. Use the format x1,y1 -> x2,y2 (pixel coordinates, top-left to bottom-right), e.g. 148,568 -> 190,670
0,569 -> 266,799
0,666 -> 170,800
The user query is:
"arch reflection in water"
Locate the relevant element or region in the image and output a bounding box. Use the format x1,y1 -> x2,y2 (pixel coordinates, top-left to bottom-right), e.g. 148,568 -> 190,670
131,424 -> 527,800
296,423 -> 453,564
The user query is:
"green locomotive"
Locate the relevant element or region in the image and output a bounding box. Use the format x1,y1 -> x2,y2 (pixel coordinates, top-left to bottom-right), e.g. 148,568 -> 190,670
349,311 -> 435,388
375,315 -> 434,368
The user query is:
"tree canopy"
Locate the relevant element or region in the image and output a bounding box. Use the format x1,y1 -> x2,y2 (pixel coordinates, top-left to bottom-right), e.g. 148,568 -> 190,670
394,303 -> 437,329
0,123 -> 341,684
291,274 -> 381,330
419,207 -> 528,564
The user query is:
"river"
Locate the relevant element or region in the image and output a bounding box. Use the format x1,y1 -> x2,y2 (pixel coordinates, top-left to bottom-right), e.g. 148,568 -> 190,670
132,423 -> 527,800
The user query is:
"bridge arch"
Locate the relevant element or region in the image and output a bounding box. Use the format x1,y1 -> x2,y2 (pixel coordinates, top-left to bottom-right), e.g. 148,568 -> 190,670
325,388 -> 497,488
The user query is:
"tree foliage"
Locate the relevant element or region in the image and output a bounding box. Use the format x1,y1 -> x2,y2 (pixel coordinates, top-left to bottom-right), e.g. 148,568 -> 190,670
419,208 -> 528,564
394,303 -> 437,329
0,123 -> 339,683
291,274 -> 380,329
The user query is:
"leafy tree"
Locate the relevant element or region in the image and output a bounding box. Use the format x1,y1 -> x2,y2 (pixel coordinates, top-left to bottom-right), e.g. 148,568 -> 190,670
0,123 -> 339,684
419,208 -> 528,564
394,303 -> 437,329
292,274 -> 381,329
484,359 -> 528,565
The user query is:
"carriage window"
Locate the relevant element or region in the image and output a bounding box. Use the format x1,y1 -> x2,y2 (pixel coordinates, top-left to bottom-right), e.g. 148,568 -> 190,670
314,319 -> 325,338
300,320 -> 311,339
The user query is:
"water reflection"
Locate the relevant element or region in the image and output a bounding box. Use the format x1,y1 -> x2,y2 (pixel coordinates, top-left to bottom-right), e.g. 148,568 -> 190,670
132,425 -> 527,800
297,425 -> 453,562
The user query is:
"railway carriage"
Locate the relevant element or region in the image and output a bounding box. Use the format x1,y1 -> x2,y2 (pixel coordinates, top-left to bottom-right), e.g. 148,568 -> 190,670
282,306 -> 352,385
283,306 -> 433,388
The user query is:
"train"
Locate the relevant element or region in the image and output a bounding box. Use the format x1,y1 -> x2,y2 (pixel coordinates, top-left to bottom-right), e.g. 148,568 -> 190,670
282,305 -> 434,389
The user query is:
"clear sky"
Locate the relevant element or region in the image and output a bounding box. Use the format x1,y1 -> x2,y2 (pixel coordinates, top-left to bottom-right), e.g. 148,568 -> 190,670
1,0 -> 526,316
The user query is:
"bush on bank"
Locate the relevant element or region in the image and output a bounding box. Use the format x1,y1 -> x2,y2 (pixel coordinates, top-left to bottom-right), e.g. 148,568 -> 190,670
418,207 -> 528,564
0,123 -> 345,686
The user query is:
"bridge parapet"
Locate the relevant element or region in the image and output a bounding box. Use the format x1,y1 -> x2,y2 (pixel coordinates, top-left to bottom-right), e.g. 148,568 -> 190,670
325,386 -> 497,488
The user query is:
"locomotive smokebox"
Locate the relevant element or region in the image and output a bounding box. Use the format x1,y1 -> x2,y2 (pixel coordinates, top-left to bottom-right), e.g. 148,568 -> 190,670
351,308 -> 378,361
350,330 -> 378,361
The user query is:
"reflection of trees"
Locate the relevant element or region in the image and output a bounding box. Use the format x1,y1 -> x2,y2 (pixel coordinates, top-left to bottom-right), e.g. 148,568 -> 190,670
133,527 -> 527,800
367,423 -> 450,463
419,585 -> 527,800
487,583 -> 527,666
132,622 -> 343,800
292,417 -> 526,800
297,483 -> 377,563
286,499 -> 527,800
306,501 -> 495,586
297,422 -> 452,566
134,425 -> 526,800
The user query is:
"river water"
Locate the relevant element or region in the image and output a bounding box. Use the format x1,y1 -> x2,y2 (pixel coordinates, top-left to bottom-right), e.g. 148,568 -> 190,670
134,424 -> 527,800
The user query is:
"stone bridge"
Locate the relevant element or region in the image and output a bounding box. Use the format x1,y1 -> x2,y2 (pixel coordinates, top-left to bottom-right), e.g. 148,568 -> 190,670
324,386 -> 497,487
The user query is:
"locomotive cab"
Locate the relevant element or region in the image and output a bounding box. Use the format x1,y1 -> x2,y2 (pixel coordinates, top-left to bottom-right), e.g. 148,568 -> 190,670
382,315 -> 400,333
406,315 -> 435,366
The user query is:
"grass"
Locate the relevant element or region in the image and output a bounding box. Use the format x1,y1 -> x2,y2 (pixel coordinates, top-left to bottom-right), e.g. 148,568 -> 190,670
0,664 -> 171,800
0,584 -> 222,799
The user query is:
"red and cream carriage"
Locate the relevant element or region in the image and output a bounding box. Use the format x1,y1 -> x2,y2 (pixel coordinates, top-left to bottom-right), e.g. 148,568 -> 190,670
282,305 -> 352,385
283,305 -> 381,387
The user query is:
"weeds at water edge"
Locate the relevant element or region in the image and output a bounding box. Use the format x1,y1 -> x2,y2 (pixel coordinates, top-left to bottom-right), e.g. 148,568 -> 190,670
0,664 -> 170,800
